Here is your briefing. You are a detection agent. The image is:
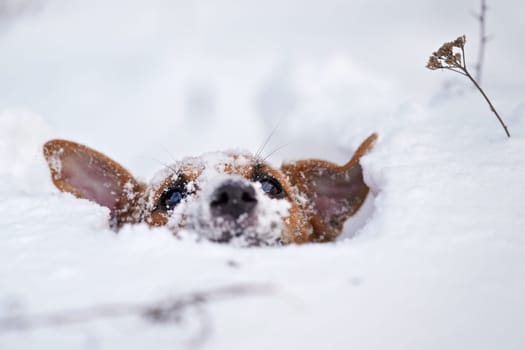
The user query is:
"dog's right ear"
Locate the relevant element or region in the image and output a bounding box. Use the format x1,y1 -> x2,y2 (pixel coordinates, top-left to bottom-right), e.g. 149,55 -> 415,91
43,140 -> 145,228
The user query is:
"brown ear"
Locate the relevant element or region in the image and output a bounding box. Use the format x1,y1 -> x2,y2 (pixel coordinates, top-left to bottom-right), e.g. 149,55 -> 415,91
282,133 -> 377,242
43,139 -> 145,229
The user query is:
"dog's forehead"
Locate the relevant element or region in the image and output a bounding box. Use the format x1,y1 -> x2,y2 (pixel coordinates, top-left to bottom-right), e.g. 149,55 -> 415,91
184,150 -> 257,175
150,150 -> 261,187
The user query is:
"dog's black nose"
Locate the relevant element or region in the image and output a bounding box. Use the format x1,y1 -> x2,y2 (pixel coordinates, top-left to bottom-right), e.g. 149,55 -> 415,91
210,181 -> 257,220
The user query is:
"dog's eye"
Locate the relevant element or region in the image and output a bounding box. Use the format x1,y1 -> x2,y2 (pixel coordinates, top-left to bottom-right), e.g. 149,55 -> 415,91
258,176 -> 285,199
158,186 -> 187,210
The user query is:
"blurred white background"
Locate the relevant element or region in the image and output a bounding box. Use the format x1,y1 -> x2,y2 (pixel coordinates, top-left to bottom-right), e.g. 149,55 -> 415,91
1,0 -> 523,177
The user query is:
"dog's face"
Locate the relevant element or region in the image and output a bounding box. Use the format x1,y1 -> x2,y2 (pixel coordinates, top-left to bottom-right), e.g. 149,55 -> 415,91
142,151 -> 307,246
43,134 -> 376,246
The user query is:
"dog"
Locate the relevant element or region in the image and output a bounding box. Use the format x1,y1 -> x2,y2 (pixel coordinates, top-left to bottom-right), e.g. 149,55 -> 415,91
43,134 -> 377,246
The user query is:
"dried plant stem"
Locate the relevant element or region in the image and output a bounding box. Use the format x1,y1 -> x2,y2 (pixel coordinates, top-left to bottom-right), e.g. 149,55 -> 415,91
426,35 -> 510,138
473,0 -> 488,84
457,46 -> 509,138
0,284 -> 273,334
463,67 -> 510,138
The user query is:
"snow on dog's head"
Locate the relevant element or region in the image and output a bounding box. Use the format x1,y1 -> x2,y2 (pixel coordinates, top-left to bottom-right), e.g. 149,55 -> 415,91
144,152 -> 291,247
42,135 -> 376,246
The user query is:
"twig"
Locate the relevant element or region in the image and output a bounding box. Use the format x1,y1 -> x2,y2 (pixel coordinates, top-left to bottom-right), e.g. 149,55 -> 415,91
472,0 -> 489,85
0,283 -> 273,345
426,35 -> 510,138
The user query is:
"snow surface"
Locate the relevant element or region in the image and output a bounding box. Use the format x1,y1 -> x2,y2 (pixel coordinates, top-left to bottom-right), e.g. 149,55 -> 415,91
1,0 -> 525,349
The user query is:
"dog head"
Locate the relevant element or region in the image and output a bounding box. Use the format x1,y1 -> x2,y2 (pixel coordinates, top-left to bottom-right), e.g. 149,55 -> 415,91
43,134 -> 376,246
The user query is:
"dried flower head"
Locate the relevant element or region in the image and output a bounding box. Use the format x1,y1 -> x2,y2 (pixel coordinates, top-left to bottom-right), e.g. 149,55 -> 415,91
426,35 -> 466,70
425,34 -> 510,138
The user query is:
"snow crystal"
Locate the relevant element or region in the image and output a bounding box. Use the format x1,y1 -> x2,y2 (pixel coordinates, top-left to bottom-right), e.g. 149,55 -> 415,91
47,148 -> 63,176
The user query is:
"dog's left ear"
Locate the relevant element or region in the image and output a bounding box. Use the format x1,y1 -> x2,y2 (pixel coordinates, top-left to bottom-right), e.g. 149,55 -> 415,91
43,140 -> 145,228
281,133 -> 377,242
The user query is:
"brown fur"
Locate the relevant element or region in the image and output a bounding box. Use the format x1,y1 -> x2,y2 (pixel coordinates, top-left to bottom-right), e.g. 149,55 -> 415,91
43,140 -> 146,228
281,133 -> 377,242
43,134 -> 377,244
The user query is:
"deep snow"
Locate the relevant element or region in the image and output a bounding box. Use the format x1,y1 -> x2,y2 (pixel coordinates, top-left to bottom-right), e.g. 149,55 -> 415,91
1,0 -> 525,349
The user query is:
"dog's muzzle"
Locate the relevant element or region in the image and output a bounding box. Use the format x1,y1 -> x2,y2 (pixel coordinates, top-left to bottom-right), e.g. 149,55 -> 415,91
209,180 -> 258,242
